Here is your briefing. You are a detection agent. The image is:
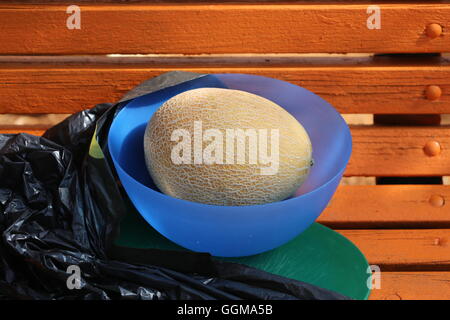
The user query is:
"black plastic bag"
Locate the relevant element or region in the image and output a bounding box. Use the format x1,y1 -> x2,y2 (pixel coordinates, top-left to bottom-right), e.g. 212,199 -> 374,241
0,71 -> 349,300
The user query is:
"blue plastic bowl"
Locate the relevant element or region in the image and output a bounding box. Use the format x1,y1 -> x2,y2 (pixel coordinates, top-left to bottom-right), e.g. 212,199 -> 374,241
108,74 -> 352,257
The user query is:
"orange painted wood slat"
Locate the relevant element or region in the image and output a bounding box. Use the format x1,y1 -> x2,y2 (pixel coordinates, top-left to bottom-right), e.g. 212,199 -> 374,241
0,129 -> 45,136
369,272 -> 450,300
0,131 -> 445,226
2,126 -> 450,176
0,4 -> 450,54
348,126 -> 450,177
339,229 -> 450,270
0,131 -> 446,227
319,185 -> 450,228
2,64 -> 450,114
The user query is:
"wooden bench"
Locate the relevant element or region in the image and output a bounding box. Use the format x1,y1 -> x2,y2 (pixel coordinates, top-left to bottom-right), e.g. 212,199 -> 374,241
1,2 -> 449,300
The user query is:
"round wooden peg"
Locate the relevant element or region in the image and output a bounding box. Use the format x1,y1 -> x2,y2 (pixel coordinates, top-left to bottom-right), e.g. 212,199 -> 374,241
426,23 -> 443,39
429,194 -> 445,207
426,85 -> 442,101
423,141 -> 441,157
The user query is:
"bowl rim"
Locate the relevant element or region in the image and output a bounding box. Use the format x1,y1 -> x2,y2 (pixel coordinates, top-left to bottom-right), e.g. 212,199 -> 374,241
108,73 -> 353,209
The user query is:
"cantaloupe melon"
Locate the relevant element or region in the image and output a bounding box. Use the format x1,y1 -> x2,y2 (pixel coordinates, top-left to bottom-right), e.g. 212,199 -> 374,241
144,88 -> 312,206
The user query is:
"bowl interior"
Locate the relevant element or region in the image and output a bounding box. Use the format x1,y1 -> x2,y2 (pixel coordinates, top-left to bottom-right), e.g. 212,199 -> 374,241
108,74 -> 351,202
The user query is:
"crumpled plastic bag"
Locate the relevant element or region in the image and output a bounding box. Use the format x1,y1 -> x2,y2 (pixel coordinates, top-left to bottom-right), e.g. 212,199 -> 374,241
0,71 -> 349,300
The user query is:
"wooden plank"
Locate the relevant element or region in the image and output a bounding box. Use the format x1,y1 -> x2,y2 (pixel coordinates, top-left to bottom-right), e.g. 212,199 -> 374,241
374,113 -> 443,185
6,0 -> 427,2
1,4 -> 450,54
320,185 -> 450,228
0,130 -> 442,226
0,129 -> 446,226
339,229 -> 450,270
2,126 -> 450,176
369,272 -> 450,300
0,129 -> 45,136
2,63 -> 450,114
348,126 -> 450,177
0,139 -> 440,225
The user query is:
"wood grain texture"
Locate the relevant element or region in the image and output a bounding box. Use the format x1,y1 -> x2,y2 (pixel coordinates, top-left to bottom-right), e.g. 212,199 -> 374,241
2,63 -> 450,114
348,126 -> 450,176
1,4 -> 450,54
4,0 -> 424,2
369,272 -> 450,300
0,125 -> 447,226
0,129 -> 45,136
2,126 -> 450,176
320,185 -> 450,228
339,229 -> 450,270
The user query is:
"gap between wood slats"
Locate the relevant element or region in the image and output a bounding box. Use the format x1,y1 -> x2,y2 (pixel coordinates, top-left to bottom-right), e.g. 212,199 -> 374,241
3,53 -> 446,65
1,63 -> 450,114
1,4 -> 450,54
0,53 -> 377,65
0,113 -> 373,129
2,125 -> 450,177
0,114 -> 69,129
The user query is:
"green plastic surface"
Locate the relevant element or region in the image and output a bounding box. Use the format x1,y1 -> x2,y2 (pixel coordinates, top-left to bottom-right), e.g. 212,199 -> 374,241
116,207 -> 371,300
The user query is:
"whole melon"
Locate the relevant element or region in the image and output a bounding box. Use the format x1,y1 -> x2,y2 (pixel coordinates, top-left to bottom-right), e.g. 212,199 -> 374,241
144,88 -> 312,206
